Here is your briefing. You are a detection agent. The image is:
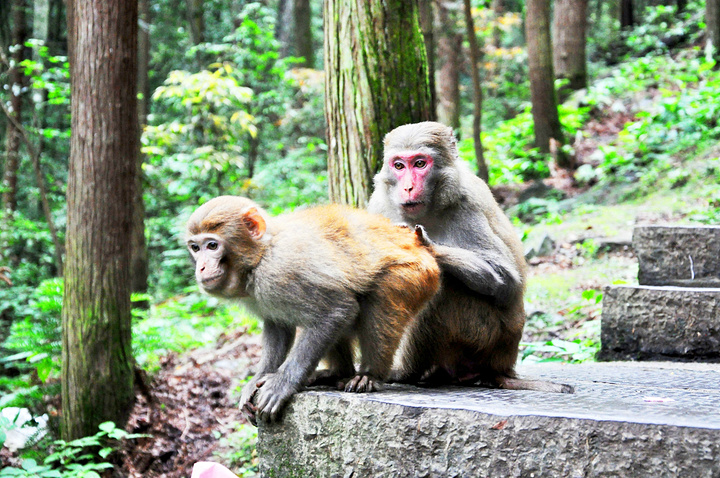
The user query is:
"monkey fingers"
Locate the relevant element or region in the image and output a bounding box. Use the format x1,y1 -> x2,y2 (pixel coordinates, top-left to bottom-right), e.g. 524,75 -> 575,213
253,373 -> 298,422
414,225 -> 433,247
343,374 -> 384,393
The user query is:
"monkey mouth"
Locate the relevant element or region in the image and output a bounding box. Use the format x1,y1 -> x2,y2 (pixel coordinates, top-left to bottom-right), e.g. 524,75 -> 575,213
200,274 -> 224,289
401,202 -> 425,214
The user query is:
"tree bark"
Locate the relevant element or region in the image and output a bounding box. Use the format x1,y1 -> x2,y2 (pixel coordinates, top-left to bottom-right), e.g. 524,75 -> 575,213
553,0 -> 588,100
620,0 -> 634,28
3,0 -> 26,218
526,0 -> 570,167
708,0 -> 720,62
419,0 -> 436,119
132,0 -> 150,298
324,0 -> 433,207
463,0 -> 488,182
63,0 -> 137,440
186,0 -> 204,45
436,1 -> 461,130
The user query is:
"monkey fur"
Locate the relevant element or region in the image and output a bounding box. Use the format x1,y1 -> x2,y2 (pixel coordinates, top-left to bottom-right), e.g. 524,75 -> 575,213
368,121 -> 573,393
186,196 -> 441,423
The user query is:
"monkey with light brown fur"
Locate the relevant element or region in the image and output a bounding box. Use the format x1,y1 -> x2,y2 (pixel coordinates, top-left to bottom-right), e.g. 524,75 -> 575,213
369,121 -> 573,393
186,196 -> 441,423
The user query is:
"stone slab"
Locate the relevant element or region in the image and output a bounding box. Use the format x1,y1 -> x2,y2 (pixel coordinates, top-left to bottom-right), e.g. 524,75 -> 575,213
599,285 -> 720,362
634,225 -> 720,287
257,362 -> 720,478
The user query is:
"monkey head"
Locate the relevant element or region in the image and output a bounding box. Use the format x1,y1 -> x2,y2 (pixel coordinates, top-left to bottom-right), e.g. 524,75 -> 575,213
379,122 -> 462,220
186,196 -> 269,298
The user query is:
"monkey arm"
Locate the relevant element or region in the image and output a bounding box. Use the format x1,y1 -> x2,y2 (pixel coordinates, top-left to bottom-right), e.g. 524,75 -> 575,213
431,244 -> 522,303
257,321 -> 295,374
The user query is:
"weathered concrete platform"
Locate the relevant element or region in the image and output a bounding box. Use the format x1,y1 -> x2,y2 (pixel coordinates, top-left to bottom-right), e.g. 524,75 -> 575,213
634,225 -> 720,287
257,362 -> 720,478
599,285 -> 720,361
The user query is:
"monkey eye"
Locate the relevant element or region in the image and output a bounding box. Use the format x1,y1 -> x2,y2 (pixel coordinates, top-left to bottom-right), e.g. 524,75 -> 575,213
415,159 -> 427,168
190,244 -> 200,252
393,161 -> 405,170
207,241 -> 219,251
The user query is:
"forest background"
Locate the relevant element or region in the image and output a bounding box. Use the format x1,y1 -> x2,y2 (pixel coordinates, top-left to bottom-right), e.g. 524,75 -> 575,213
1,0 -> 719,476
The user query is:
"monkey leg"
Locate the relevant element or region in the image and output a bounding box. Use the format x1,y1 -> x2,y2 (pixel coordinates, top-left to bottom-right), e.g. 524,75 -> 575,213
308,337 -> 355,389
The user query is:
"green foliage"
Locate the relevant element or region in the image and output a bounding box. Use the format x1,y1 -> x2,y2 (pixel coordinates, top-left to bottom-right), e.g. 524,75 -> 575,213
214,422 -> 259,476
0,422 -> 147,478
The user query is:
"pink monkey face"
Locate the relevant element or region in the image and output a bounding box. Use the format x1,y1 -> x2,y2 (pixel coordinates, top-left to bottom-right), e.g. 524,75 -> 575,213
389,153 -> 434,215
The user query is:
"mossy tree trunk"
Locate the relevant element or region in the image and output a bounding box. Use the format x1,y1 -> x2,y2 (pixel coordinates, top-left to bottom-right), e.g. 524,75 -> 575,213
437,1 -> 461,131
708,0 -> 720,62
526,0 -> 570,168
62,0 -> 138,440
325,0 -> 433,207
553,0 -> 589,101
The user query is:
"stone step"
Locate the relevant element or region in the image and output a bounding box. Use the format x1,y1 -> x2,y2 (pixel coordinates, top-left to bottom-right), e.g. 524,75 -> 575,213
599,285 -> 720,362
257,362 -> 720,478
634,225 -> 720,287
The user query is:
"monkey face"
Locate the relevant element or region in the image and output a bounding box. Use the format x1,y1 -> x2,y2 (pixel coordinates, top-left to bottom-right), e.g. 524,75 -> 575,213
387,153 -> 434,217
187,233 -> 241,296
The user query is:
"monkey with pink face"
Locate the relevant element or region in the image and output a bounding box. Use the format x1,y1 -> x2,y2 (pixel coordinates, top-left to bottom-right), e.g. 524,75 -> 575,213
369,121 -> 573,393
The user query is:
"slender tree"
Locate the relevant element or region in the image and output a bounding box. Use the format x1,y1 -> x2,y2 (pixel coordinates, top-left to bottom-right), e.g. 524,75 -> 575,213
324,0 -> 433,206
187,0 -> 204,45
2,0 -> 26,218
436,1 -> 462,130
553,0 -> 589,100
525,0 -> 570,168
62,0 -> 138,439
463,0 -> 488,181
419,0 -> 436,117
277,0 -> 315,68
708,0 -> 720,62
620,0 -> 634,28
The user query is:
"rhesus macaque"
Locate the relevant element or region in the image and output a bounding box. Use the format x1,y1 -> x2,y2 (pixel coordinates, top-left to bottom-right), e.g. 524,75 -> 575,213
186,196 -> 440,423
368,122 -> 573,393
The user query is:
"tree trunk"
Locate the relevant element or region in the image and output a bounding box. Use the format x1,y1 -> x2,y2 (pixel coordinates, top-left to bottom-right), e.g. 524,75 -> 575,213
620,0 -> 634,28
186,0 -> 204,44
436,1 -> 461,130
325,0 -> 433,206
277,0 -> 315,68
553,0 -> 589,101
463,0 -> 488,182
132,0 -> 150,299
63,0 -> 137,440
708,0 -> 720,62
492,0 -> 504,49
3,0 -> 26,218
419,0 -> 436,119
526,0 -> 570,167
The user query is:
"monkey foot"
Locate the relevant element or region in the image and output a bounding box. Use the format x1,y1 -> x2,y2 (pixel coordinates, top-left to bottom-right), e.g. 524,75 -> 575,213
343,374 -> 384,393
307,369 -> 351,389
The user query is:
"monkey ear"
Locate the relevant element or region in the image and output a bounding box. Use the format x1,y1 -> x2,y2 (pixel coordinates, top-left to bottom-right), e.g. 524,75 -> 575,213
242,207 -> 267,240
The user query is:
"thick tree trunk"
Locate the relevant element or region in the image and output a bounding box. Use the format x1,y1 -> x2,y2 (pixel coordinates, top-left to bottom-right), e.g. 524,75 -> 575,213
132,0 -> 150,298
3,0 -> 26,218
553,0 -> 588,100
463,0 -> 488,182
525,0 -> 570,167
324,0 -> 433,206
708,0 -> 720,62
63,0 -> 138,440
436,1 -> 461,130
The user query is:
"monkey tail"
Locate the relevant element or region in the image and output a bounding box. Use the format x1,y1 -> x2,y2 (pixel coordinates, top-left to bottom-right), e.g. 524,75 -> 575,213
497,375 -> 575,394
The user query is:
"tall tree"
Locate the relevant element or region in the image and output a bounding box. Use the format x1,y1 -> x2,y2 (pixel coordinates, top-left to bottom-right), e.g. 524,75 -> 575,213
187,0 -> 204,45
525,0 -> 570,168
2,0 -> 26,218
436,1 -> 461,130
620,0 -> 634,28
553,0 -> 588,100
62,0 -> 138,440
463,0 -> 488,181
708,0 -> 720,62
419,0 -> 436,117
324,0 -> 433,206
277,0 -> 315,68
132,0 -> 150,298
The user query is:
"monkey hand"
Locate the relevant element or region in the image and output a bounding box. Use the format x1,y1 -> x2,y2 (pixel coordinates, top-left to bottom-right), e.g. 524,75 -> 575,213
414,225 -> 433,247
252,373 -> 300,423
240,375 -> 265,426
